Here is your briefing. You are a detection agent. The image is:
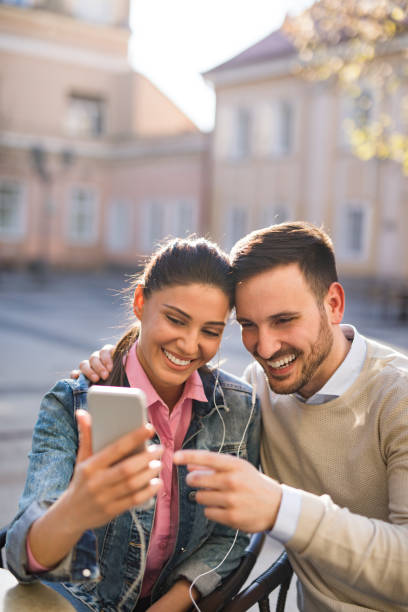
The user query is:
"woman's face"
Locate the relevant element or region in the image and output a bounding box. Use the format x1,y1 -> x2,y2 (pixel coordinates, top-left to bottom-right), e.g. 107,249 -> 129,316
135,283 -> 230,406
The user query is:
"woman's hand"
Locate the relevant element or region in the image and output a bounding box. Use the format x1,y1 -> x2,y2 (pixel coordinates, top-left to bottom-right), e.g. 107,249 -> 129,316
70,344 -> 115,382
28,411 -> 162,568
64,410 -> 162,532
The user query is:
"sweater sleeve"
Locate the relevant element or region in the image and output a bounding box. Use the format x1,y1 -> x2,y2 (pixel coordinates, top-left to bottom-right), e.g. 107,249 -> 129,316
286,392 -> 408,606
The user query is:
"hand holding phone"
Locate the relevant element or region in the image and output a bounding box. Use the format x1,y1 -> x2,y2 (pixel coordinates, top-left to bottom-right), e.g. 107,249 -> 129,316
87,385 -> 157,510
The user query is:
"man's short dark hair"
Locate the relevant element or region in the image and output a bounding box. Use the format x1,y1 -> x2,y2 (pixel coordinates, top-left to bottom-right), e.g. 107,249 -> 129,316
230,221 -> 338,302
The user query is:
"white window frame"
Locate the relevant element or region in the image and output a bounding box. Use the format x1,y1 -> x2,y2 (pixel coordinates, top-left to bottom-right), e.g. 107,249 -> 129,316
105,199 -> 133,253
0,179 -> 26,240
258,203 -> 291,228
270,100 -> 294,156
336,200 -> 372,261
67,186 -> 98,246
230,108 -> 252,160
224,205 -> 248,251
140,199 -> 197,252
66,94 -> 105,138
338,86 -> 375,149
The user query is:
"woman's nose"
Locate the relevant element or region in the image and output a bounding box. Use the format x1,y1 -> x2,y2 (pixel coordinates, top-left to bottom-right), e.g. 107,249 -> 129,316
177,331 -> 199,356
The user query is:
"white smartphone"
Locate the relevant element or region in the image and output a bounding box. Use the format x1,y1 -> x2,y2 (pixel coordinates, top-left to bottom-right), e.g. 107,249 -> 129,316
87,385 -> 148,456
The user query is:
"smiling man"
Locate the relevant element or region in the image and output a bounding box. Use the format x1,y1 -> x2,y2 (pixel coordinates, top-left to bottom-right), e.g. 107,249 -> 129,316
175,222 -> 408,611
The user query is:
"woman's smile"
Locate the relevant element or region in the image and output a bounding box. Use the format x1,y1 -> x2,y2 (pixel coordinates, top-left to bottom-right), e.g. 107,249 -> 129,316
162,347 -> 195,369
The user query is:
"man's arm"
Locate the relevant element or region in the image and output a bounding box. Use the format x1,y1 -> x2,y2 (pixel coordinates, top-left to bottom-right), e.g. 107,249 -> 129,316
174,448 -> 408,607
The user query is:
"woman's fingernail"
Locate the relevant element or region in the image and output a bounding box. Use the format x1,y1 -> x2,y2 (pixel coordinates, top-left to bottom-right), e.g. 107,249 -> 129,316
148,444 -> 162,453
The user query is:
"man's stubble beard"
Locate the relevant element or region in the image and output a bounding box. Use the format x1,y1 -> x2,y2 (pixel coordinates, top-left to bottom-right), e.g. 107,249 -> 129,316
265,309 -> 334,396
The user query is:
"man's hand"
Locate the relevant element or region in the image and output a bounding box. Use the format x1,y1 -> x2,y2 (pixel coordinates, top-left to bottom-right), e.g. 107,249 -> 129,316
173,450 -> 282,533
70,344 -> 115,382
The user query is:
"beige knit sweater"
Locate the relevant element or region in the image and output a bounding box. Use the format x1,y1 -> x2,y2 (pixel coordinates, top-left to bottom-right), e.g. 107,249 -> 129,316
244,337 -> 408,611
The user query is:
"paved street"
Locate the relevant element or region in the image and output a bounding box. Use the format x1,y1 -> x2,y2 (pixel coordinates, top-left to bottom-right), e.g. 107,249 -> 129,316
1,269 -> 407,609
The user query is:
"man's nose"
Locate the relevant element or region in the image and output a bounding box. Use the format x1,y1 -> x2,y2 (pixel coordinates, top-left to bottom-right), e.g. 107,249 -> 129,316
256,330 -> 281,360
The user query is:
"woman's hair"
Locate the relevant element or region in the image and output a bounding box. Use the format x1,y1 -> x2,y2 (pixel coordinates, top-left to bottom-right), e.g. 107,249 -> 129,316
105,236 -> 233,386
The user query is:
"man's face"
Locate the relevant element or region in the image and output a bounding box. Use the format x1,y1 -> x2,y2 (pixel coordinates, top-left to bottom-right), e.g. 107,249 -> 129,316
235,263 -> 335,398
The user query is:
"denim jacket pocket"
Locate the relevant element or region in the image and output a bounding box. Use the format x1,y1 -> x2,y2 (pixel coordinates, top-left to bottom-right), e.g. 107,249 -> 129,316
220,441 -> 248,460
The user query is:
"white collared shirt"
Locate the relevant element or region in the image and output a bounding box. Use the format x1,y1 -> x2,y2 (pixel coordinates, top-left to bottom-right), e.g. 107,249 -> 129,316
270,324 -> 367,543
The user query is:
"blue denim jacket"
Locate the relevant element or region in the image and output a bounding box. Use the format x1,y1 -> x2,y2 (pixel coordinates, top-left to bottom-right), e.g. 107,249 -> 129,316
6,368 -> 260,612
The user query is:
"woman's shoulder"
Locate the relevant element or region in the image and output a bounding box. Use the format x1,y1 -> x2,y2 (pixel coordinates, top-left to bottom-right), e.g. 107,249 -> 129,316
45,374 -> 90,396
40,374 -> 90,413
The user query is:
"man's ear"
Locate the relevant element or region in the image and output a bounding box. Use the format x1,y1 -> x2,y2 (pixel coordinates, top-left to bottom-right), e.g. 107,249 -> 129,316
324,282 -> 345,325
133,285 -> 144,319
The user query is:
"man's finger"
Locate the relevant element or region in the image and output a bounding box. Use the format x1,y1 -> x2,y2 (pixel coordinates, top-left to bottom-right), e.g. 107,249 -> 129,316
99,345 -> 115,370
173,449 -> 238,471
185,469 -> 220,489
79,360 -> 100,382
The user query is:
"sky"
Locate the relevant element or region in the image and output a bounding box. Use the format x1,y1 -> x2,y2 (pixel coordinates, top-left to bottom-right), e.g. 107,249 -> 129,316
129,0 -> 313,132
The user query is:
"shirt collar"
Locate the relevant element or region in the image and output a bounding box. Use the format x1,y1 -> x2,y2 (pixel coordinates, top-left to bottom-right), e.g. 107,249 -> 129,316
295,324 -> 366,405
125,342 -> 207,408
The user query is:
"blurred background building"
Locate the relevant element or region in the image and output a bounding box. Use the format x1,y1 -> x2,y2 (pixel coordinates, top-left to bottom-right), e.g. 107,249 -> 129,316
0,0 -> 407,303
205,28 -> 408,289
0,0 -> 208,269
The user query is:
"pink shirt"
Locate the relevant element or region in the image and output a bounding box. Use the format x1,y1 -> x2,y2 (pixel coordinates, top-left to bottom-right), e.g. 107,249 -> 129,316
125,343 -> 206,596
26,343 -> 206,585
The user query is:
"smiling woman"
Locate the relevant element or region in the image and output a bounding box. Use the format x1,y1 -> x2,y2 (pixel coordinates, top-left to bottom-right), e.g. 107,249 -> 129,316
6,236 -> 260,612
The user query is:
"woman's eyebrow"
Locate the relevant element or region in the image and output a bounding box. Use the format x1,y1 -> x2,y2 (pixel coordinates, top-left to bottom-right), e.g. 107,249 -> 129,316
163,304 -> 226,327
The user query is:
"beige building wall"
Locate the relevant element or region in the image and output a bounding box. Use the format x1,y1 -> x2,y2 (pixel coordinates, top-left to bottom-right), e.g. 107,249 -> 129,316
206,33 -> 408,283
0,2 -> 208,269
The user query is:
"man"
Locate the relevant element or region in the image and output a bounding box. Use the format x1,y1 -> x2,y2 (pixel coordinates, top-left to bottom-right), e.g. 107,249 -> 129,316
81,222 -> 408,611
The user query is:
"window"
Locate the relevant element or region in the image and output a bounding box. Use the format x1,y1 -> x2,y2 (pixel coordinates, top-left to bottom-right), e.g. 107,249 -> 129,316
339,88 -> 374,147
106,200 -> 132,253
66,94 -> 105,138
337,201 -> 371,260
353,89 -> 373,129
271,100 -> 294,156
0,180 -> 25,239
230,108 -> 252,159
141,200 -> 196,251
225,205 -> 248,250
67,187 -> 97,245
259,203 -> 290,228
171,200 -> 194,237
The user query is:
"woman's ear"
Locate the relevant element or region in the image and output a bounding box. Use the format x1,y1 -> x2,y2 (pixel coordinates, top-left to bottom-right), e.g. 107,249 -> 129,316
133,285 -> 144,319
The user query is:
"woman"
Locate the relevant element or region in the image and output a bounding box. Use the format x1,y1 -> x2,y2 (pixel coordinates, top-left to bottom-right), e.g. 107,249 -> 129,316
6,237 -> 260,612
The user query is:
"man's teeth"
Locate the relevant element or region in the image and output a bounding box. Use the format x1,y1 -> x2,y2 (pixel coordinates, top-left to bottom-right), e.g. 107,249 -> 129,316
267,354 -> 296,369
163,349 -> 191,366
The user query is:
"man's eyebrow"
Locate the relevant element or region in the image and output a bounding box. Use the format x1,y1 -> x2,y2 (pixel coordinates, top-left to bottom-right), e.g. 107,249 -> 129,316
163,304 -> 226,327
236,311 -> 300,323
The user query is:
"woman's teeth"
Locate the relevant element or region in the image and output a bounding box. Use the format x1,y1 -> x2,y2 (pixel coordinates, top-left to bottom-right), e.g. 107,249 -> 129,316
163,349 -> 192,366
267,354 -> 296,369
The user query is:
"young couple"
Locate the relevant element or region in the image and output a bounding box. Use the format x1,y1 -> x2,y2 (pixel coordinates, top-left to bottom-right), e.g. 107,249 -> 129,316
7,222 -> 408,612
